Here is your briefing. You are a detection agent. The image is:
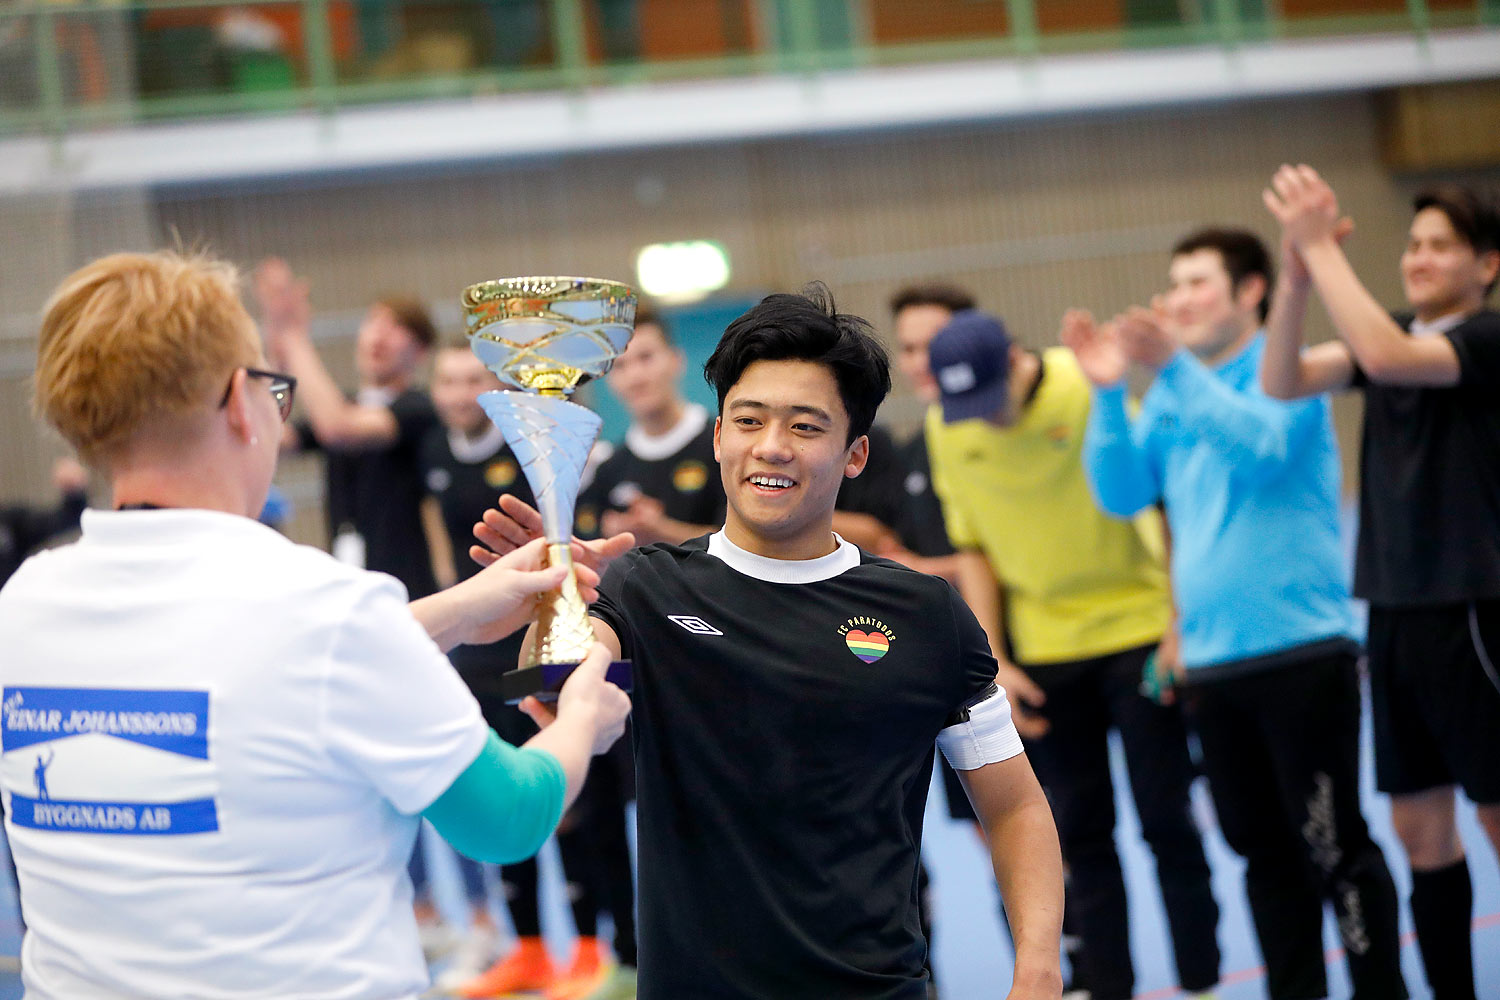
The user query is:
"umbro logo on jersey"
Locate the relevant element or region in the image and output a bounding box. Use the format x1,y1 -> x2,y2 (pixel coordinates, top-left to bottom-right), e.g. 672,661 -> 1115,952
668,615 -> 723,636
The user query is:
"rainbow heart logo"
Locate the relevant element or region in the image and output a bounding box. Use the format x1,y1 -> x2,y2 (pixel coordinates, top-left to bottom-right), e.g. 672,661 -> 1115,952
845,630 -> 890,663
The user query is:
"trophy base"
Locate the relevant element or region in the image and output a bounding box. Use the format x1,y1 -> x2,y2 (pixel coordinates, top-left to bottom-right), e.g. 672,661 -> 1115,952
500,660 -> 633,705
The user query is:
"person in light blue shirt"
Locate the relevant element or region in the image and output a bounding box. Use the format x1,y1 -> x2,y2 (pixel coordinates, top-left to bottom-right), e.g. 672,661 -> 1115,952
1063,227 -> 1406,1000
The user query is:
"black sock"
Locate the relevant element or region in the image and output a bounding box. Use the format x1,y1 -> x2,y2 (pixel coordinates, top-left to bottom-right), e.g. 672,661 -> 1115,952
557,826 -> 599,937
500,857 -> 541,937
1410,857 -> 1474,1000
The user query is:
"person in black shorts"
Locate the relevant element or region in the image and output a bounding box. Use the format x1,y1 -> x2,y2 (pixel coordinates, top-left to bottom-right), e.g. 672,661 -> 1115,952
252,258 -> 452,949
479,285 -> 1065,1000
576,308 -> 725,546
1263,168 -> 1500,1000
421,342 -> 639,1000
419,342 -> 545,993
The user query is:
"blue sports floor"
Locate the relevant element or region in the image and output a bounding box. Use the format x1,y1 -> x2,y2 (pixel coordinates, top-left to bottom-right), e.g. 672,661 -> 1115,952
1,677 -> 1489,999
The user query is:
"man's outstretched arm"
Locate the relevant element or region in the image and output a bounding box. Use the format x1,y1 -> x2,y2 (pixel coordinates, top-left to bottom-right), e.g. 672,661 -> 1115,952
960,755 -> 1065,1000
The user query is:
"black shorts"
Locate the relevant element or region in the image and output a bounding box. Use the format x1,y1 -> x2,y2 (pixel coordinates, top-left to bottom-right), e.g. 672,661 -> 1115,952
1367,600 -> 1500,804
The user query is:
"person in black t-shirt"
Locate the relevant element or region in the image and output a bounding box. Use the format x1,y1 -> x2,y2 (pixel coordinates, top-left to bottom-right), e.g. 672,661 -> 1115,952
418,344 -> 546,994
253,258 -> 451,950
577,309 -> 725,545
480,286 -> 1065,1000
1,457 -> 88,589
254,258 -> 440,598
421,344 -> 638,1000
1264,169 -> 1500,1000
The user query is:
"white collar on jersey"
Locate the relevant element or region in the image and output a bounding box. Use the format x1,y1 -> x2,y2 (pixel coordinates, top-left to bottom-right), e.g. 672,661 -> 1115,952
1409,311 -> 1468,338
356,385 -> 398,408
706,529 -> 860,584
624,403 -> 709,462
447,423 -> 507,464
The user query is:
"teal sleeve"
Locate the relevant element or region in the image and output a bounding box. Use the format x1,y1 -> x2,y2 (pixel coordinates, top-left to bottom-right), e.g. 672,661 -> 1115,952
422,729 -> 567,865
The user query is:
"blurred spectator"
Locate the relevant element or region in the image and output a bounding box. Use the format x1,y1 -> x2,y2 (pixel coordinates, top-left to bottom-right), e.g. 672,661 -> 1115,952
928,308 -> 1220,1000
1263,168 -> 1500,1000
253,257 -> 450,952
1068,226 -> 1405,1000
1,458 -> 88,589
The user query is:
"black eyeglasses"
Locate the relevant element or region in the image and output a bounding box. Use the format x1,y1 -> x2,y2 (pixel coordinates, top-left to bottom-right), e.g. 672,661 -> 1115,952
220,367 -> 298,422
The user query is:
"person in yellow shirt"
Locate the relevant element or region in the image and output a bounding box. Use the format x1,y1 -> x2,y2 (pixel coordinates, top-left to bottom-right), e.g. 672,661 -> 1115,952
926,309 -> 1219,1000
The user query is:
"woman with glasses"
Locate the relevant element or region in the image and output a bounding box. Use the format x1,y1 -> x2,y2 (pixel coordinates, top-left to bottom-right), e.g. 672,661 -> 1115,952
0,250 -> 631,1000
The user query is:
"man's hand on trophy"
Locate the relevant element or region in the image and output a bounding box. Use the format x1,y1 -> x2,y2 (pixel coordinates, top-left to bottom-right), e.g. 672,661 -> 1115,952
470,494 -> 635,572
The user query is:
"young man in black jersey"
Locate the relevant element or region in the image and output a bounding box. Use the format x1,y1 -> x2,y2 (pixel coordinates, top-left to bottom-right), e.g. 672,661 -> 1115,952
576,309 -> 725,545
1263,168 -> 1500,1000
480,287 -> 1065,1000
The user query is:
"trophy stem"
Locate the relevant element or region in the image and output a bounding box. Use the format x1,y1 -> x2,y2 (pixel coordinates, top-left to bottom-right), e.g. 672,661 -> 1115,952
527,542 -> 596,668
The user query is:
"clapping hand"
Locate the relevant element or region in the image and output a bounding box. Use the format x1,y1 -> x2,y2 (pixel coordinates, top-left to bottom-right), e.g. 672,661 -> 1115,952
1115,303 -> 1179,371
1060,309 -> 1127,388
1262,164 -> 1351,254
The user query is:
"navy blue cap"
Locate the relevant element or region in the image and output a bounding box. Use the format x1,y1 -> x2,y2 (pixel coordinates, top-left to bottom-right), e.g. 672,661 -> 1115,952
929,310 -> 1013,424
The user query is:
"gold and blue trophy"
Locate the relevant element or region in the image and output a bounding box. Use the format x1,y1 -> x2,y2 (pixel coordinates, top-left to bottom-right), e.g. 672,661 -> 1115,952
462,276 -> 636,703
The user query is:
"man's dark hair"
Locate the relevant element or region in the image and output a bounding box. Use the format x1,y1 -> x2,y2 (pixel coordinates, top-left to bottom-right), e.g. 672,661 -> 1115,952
375,295 -> 437,349
1414,185 -> 1500,295
633,305 -> 675,347
704,283 -> 891,445
889,283 -> 976,317
1171,228 -> 1275,322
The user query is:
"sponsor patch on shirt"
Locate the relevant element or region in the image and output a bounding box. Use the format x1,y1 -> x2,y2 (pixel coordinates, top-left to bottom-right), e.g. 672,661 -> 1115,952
2,687 -> 218,835
486,459 -> 518,490
672,461 -> 710,494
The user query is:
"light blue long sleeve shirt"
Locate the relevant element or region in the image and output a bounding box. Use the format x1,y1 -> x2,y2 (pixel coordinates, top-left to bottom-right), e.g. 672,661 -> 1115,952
1082,334 -> 1354,674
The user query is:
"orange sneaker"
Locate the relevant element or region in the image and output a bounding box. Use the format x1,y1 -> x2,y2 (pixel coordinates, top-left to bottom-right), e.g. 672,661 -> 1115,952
458,936 -> 555,998
543,937 -> 610,1000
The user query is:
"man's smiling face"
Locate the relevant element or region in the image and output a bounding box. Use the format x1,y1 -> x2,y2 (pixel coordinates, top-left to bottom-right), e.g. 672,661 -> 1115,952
714,358 -> 868,559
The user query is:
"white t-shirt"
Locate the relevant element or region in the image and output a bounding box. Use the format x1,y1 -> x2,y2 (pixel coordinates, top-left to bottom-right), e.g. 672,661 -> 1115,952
0,508 -> 488,999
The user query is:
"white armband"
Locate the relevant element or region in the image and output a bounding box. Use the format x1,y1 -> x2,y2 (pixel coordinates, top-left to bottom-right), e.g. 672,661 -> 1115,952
936,683 -> 1025,771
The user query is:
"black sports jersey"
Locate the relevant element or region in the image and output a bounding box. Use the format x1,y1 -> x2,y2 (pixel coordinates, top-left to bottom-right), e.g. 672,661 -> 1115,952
299,387 -> 440,599
0,490 -> 86,588
893,431 -> 955,559
1352,310 -> 1500,605
576,405 -> 725,538
591,533 -> 997,999
419,424 -> 535,693
834,424 -> 906,532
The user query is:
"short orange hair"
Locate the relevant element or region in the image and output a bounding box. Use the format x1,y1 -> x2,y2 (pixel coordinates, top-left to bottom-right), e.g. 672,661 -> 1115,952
34,250 -> 259,464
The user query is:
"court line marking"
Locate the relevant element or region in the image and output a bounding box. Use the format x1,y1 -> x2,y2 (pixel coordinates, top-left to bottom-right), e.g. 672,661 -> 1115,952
1134,911 -> 1499,999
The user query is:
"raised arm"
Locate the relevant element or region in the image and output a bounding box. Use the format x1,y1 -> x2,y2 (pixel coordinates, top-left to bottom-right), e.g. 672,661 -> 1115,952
1117,307 -> 1322,473
253,258 -> 403,449
1259,225 -> 1356,399
1060,310 -> 1160,517
1265,165 -> 1462,387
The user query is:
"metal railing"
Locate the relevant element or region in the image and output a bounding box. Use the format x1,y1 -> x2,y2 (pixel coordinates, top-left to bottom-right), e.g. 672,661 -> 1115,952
0,0 -> 1495,137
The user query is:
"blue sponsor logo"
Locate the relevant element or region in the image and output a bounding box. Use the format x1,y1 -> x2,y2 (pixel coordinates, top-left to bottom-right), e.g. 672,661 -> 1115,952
2,687 -> 207,758
8,795 -> 218,835
2,687 -> 217,836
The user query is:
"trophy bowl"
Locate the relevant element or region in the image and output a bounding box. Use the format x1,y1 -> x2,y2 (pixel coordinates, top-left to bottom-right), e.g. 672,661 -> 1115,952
462,276 -> 637,703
